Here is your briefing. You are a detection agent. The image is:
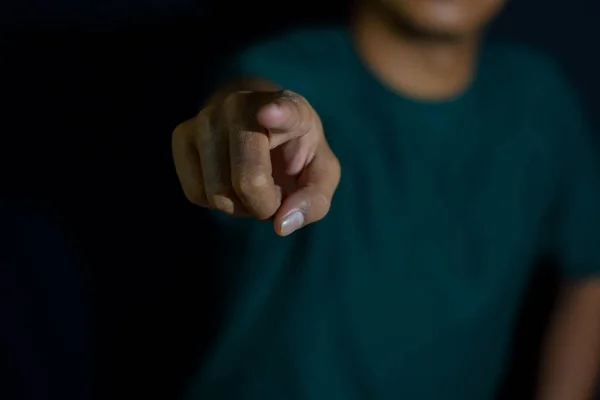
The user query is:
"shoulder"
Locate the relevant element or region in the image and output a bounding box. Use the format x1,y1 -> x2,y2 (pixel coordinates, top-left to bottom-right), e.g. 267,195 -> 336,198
485,42 -> 588,142
483,42 -> 597,180
484,41 -> 576,103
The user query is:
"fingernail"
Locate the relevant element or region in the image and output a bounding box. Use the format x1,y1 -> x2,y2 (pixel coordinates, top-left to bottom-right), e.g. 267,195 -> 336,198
280,211 -> 304,236
267,100 -> 281,109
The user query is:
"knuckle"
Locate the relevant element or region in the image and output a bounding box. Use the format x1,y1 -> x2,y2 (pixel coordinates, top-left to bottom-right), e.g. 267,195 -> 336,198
197,108 -> 211,124
222,92 -> 240,114
173,111 -> 214,146
172,121 -> 190,141
195,110 -> 213,143
233,169 -> 271,199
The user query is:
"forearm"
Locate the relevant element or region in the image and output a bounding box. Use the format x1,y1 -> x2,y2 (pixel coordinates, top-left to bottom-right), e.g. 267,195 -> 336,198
537,278 -> 600,400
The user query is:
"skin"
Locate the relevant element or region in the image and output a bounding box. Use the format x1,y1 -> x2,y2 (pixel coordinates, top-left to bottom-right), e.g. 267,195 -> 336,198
172,83 -> 340,236
172,0 -> 600,397
536,280 -> 600,400
173,0 -> 506,236
352,0 -> 500,99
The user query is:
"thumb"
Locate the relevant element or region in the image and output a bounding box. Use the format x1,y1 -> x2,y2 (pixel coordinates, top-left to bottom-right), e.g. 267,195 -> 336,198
273,146 -> 341,236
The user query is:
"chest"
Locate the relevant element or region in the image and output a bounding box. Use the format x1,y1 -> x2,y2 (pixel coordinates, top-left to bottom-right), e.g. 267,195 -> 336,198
313,101 -> 559,298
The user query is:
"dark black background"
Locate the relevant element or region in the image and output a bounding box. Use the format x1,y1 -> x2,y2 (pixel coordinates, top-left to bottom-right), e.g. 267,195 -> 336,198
1,0 -> 598,398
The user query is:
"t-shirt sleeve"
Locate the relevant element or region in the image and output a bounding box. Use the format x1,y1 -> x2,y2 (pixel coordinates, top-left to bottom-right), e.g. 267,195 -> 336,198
548,68 -> 600,279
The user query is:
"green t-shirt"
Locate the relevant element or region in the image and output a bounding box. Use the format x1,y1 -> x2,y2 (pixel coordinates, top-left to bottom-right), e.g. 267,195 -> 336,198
184,27 -> 600,400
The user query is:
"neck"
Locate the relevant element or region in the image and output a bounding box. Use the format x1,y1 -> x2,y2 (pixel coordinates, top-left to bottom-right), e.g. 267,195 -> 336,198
352,2 -> 481,101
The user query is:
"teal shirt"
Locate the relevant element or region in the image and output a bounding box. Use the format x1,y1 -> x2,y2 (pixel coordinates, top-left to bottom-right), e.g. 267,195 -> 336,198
185,28 -> 600,400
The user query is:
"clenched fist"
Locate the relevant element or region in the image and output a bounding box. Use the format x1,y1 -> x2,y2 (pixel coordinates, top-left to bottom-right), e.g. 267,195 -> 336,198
172,84 -> 341,236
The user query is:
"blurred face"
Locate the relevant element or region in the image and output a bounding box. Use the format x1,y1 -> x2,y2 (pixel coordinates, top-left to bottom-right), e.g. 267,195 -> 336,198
369,0 -> 506,39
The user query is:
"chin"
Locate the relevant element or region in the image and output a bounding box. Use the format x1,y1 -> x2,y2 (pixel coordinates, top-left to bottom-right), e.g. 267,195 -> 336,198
401,6 -> 486,38
374,0 -> 504,40
384,14 -> 475,41
409,19 -> 479,40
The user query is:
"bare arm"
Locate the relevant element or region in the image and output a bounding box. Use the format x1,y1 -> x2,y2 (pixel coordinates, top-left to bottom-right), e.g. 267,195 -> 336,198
536,278 -> 600,400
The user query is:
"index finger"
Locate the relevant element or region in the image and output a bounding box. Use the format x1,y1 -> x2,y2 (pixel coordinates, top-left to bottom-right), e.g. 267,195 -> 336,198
256,90 -> 314,139
227,90 -> 314,149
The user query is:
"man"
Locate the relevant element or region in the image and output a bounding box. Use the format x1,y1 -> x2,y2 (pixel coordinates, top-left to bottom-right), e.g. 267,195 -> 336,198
172,0 -> 600,398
